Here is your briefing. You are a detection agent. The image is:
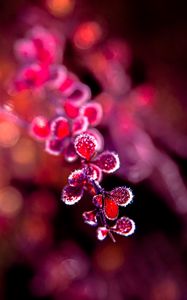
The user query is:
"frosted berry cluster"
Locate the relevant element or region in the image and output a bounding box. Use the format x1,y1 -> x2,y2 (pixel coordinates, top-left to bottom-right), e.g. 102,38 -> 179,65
13,26 -> 135,241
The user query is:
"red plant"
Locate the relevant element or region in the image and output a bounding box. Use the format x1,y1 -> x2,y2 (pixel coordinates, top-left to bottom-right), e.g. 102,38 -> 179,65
12,26 -> 135,242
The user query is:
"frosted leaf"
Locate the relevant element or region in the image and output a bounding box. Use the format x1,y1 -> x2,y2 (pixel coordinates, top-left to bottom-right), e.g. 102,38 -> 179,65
62,185 -> 83,205
111,217 -> 135,236
96,227 -> 108,241
110,187 -> 133,207
82,210 -> 98,226
63,142 -> 78,162
51,116 -> 70,139
94,151 -> 120,173
85,128 -> 104,152
72,116 -> 88,136
68,169 -> 86,187
84,163 -> 102,182
47,65 -> 67,90
92,194 -> 103,208
67,83 -> 91,106
30,116 -> 50,140
45,138 -> 63,155
80,102 -> 103,126
104,197 -> 119,220
14,38 -> 37,63
74,133 -> 97,160
63,101 -> 79,119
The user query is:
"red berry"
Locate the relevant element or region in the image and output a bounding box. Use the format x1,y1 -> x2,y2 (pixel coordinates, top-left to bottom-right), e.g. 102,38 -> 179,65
110,187 -> 133,207
94,151 -> 120,173
104,197 -> 119,220
30,116 -> 50,140
74,133 -> 97,160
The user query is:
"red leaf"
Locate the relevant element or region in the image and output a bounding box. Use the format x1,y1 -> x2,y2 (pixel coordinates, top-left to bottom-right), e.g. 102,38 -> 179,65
111,217 -> 135,236
51,116 -> 70,139
62,185 -> 83,205
110,187 -> 133,207
96,227 -> 108,240
72,116 -> 88,136
94,151 -> 120,173
74,133 -> 97,160
82,210 -> 98,226
104,197 -> 119,220
80,102 -> 103,126
30,116 -> 50,140
68,169 -> 86,187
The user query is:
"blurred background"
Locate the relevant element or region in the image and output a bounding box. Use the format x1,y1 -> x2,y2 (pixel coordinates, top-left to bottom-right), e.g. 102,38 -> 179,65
0,0 -> 187,299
